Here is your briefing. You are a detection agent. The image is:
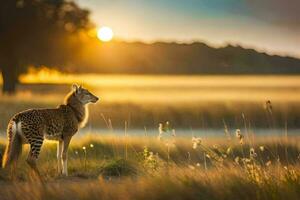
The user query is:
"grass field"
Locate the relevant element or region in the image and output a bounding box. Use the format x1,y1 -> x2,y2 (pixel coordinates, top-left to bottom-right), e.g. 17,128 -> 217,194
1,93 -> 300,131
0,71 -> 299,199
0,132 -> 299,200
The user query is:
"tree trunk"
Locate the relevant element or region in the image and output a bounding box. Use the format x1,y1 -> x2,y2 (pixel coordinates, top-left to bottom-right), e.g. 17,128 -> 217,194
1,66 -> 17,94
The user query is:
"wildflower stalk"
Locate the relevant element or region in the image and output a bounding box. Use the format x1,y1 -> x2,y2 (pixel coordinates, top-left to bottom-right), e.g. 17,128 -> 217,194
108,118 -> 113,133
204,152 -> 207,171
167,144 -> 170,165
240,143 -> 245,160
284,121 -> 289,166
144,126 -> 147,137
157,121 -> 176,168
236,129 -> 245,159
125,121 -> 128,160
222,119 -> 231,141
187,152 -> 191,165
82,146 -> 87,171
100,113 -> 110,129
242,113 -> 252,147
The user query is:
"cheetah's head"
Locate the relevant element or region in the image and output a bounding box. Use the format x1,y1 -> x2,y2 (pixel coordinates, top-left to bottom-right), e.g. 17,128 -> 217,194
72,84 -> 99,104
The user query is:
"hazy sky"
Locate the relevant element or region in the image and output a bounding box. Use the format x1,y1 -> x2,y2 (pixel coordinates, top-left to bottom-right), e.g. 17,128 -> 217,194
77,0 -> 300,58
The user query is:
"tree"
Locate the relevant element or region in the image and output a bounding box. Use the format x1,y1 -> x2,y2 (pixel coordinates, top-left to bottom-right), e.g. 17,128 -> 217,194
0,0 -> 91,93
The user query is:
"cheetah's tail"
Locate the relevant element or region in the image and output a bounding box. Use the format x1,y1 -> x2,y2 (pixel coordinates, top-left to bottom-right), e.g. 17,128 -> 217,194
2,121 -> 22,168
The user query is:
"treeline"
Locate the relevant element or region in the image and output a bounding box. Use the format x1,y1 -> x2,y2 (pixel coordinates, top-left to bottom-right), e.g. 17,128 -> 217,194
71,40 -> 300,74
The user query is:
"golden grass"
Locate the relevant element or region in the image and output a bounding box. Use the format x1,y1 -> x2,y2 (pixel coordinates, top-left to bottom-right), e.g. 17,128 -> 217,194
0,134 -> 300,200
0,167 -> 299,200
0,71 -> 299,199
0,93 -> 299,130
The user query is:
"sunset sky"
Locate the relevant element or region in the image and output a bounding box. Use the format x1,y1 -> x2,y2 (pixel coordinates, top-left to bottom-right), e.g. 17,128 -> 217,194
77,0 -> 300,58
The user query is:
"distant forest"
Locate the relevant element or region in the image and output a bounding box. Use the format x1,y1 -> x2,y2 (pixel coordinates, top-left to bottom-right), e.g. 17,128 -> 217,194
69,41 -> 300,75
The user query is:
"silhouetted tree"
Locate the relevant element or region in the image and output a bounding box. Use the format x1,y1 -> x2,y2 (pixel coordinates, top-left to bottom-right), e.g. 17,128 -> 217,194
0,0 -> 90,93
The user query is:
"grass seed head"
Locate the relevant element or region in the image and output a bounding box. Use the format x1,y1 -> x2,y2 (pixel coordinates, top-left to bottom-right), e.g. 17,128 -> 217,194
226,147 -> 232,155
266,160 -> 272,166
250,148 -> 257,159
235,157 -> 240,164
158,123 -> 163,134
235,129 -> 244,144
235,129 -> 243,139
192,137 -> 202,149
259,146 -> 264,151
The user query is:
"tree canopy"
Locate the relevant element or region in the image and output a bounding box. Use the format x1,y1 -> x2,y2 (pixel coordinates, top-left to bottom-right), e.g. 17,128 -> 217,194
0,0 -> 91,93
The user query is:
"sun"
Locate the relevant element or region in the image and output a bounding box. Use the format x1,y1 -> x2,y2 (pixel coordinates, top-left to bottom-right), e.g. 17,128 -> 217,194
97,26 -> 114,42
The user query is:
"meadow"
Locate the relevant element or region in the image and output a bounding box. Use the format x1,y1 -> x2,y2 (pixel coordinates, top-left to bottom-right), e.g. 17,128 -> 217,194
0,71 -> 299,199
0,132 -> 299,200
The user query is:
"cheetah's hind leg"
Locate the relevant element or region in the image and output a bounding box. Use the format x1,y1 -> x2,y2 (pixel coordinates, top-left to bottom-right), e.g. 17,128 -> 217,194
26,137 -> 44,182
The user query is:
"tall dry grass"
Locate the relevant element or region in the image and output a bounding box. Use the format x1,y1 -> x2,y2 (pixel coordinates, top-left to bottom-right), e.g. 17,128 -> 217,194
0,132 -> 299,200
0,74 -> 299,199
0,166 -> 299,200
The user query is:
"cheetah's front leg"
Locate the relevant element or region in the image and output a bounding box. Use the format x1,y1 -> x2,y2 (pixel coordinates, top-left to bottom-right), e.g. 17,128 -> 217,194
57,140 -> 63,174
62,136 -> 71,176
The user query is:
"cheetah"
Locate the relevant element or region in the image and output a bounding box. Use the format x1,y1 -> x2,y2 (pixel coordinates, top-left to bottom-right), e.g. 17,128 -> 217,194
2,84 -> 99,178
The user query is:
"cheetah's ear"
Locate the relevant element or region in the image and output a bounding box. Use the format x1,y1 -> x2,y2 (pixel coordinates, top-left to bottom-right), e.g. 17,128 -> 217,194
72,84 -> 79,93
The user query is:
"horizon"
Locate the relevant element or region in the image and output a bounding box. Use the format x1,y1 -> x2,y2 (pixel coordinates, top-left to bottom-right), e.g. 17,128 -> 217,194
77,0 -> 300,58
103,39 -> 300,59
